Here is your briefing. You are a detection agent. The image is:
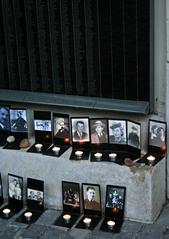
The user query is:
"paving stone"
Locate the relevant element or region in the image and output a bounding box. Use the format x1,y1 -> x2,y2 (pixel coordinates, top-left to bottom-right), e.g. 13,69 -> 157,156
68,228 -> 91,239
17,224 -> 48,239
135,224 -> 166,239
0,225 -> 23,239
39,226 -> 67,239
120,220 -> 144,234
156,203 -> 169,227
35,209 -> 61,225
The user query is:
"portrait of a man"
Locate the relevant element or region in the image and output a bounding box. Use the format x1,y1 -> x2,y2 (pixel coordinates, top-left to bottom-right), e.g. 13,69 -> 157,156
0,106 -> 10,131
83,184 -> 101,211
71,118 -> 90,142
90,119 -> 108,144
149,120 -> 166,148
10,109 -> 27,132
53,116 -> 69,139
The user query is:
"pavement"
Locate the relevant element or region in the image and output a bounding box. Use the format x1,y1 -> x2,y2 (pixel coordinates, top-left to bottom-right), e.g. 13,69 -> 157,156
1,202 -> 169,239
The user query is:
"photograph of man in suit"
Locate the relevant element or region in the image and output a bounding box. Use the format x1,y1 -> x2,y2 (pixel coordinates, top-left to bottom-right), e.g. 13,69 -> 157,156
72,119 -> 89,142
84,186 -> 100,211
0,107 -> 10,131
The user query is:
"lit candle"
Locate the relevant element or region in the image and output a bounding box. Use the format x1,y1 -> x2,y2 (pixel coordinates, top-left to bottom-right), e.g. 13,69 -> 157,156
147,155 -> 155,165
107,220 -> 115,230
94,152 -> 102,160
24,211 -> 32,222
109,153 -> 117,161
3,208 -> 11,218
83,217 -> 91,228
75,150 -> 83,159
63,214 -> 71,223
35,143 -> 43,152
52,146 -> 61,155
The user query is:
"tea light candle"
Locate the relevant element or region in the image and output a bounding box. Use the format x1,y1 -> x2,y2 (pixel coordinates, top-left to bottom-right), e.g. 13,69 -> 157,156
147,155 -> 155,165
52,146 -> 61,155
83,217 -> 91,228
107,220 -> 115,230
63,214 -> 71,223
35,143 -> 43,152
75,150 -> 83,158
2,208 -> 11,218
109,153 -> 117,161
94,152 -> 102,160
24,211 -> 32,222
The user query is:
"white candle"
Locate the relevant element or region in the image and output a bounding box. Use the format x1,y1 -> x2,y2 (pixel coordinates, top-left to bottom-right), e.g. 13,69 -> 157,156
109,153 -> 117,161
63,214 -> 71,223
24,211 -> 32,221
35,143 -> 43,152
83,217 -> 91,228
75,150 -> 83,158
3,208 -> 11,218
107,220 -> 115,230
94,152 -> 102,160
147,155 -> 155,165
52,146 -> 61,155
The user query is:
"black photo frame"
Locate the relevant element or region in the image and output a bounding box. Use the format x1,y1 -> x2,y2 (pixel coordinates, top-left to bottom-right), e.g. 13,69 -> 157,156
126,120 -> 141,158
100,185 -> 126,233
0,105 -> 10,146
69,117 -> 90,160
54,181 -> 80,228
76,183 -> 102,230
3,108 -> 28,150
148,119 -> 167,154
16,177 -> 44,224
0,174 -> 23,219
0,173 -> 3,206
27,111 -> 52,154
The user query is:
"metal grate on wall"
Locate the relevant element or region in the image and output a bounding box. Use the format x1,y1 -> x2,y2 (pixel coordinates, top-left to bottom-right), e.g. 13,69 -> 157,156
0,0 -> 151,102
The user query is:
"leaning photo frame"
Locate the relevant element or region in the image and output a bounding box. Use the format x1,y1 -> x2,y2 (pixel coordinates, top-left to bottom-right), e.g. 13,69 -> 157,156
90,119 -> 108,145
108,120 -> 127,145
8,174 -> 23,201
71,118 -> 90,143
148,119 -> 167,149
127,121 -> 141,149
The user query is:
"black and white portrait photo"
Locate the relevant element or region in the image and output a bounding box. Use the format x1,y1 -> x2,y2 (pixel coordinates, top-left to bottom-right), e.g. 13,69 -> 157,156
34,119 -> 51,131
62,181 -> 80,208
127,121 -> 140,148
90,119 -> 108,144
108,120 -> 127,144
53,116 -> 69,139
10,109 -> 27,132
8,175 -> 23,201
106,186 -> 125,210
71,118 -> 90,142
83,184 -> 101,212
149,120 -> 166,148
27,188 -> 43,202
0,106 -> 10,131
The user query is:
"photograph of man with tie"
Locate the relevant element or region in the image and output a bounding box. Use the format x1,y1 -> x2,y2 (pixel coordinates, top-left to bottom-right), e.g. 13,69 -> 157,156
71,118 -> 90,142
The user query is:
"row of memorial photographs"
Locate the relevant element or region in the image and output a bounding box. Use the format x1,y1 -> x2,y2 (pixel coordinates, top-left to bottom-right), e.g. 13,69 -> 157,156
0,173 -> 126,214
0,174 -> 43,204
0,106 -> 167,149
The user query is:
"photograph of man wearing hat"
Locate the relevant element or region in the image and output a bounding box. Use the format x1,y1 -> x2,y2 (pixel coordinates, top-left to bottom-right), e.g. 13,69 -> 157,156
109,120 -> 126,144
90,119 -> 108,144
127,122 -> 140,148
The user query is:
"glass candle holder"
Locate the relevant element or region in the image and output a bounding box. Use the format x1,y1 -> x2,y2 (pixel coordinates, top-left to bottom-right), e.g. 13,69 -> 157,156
63,214 -> 71,223
2,208 -> 11,218
35,143 -> 43,152
52,146 -> 61,155
109,153 -> 117,161
83,217 -> 91,228
75,150 -> 83,159
147,155 -> 155,165
24,211 -> 33,222
94,152 -> 102,160
107,220 -> 115,230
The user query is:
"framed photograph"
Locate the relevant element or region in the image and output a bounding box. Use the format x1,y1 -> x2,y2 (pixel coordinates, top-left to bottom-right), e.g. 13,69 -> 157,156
34,119 -> 51,131
149,120 -> 167,148
71,118 -> 90,143
90,119 -> 108,144
10,109 -> 27,132
105,185 -> 126,210
62,181 -> 80,208
8,174 -> 23,201
108,120 -> 127,144
0,106 -> 10,131
27,188 -> 43,202
82,183 -> 101,212
53,114 -> 70,140
127,121 -> 141,148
